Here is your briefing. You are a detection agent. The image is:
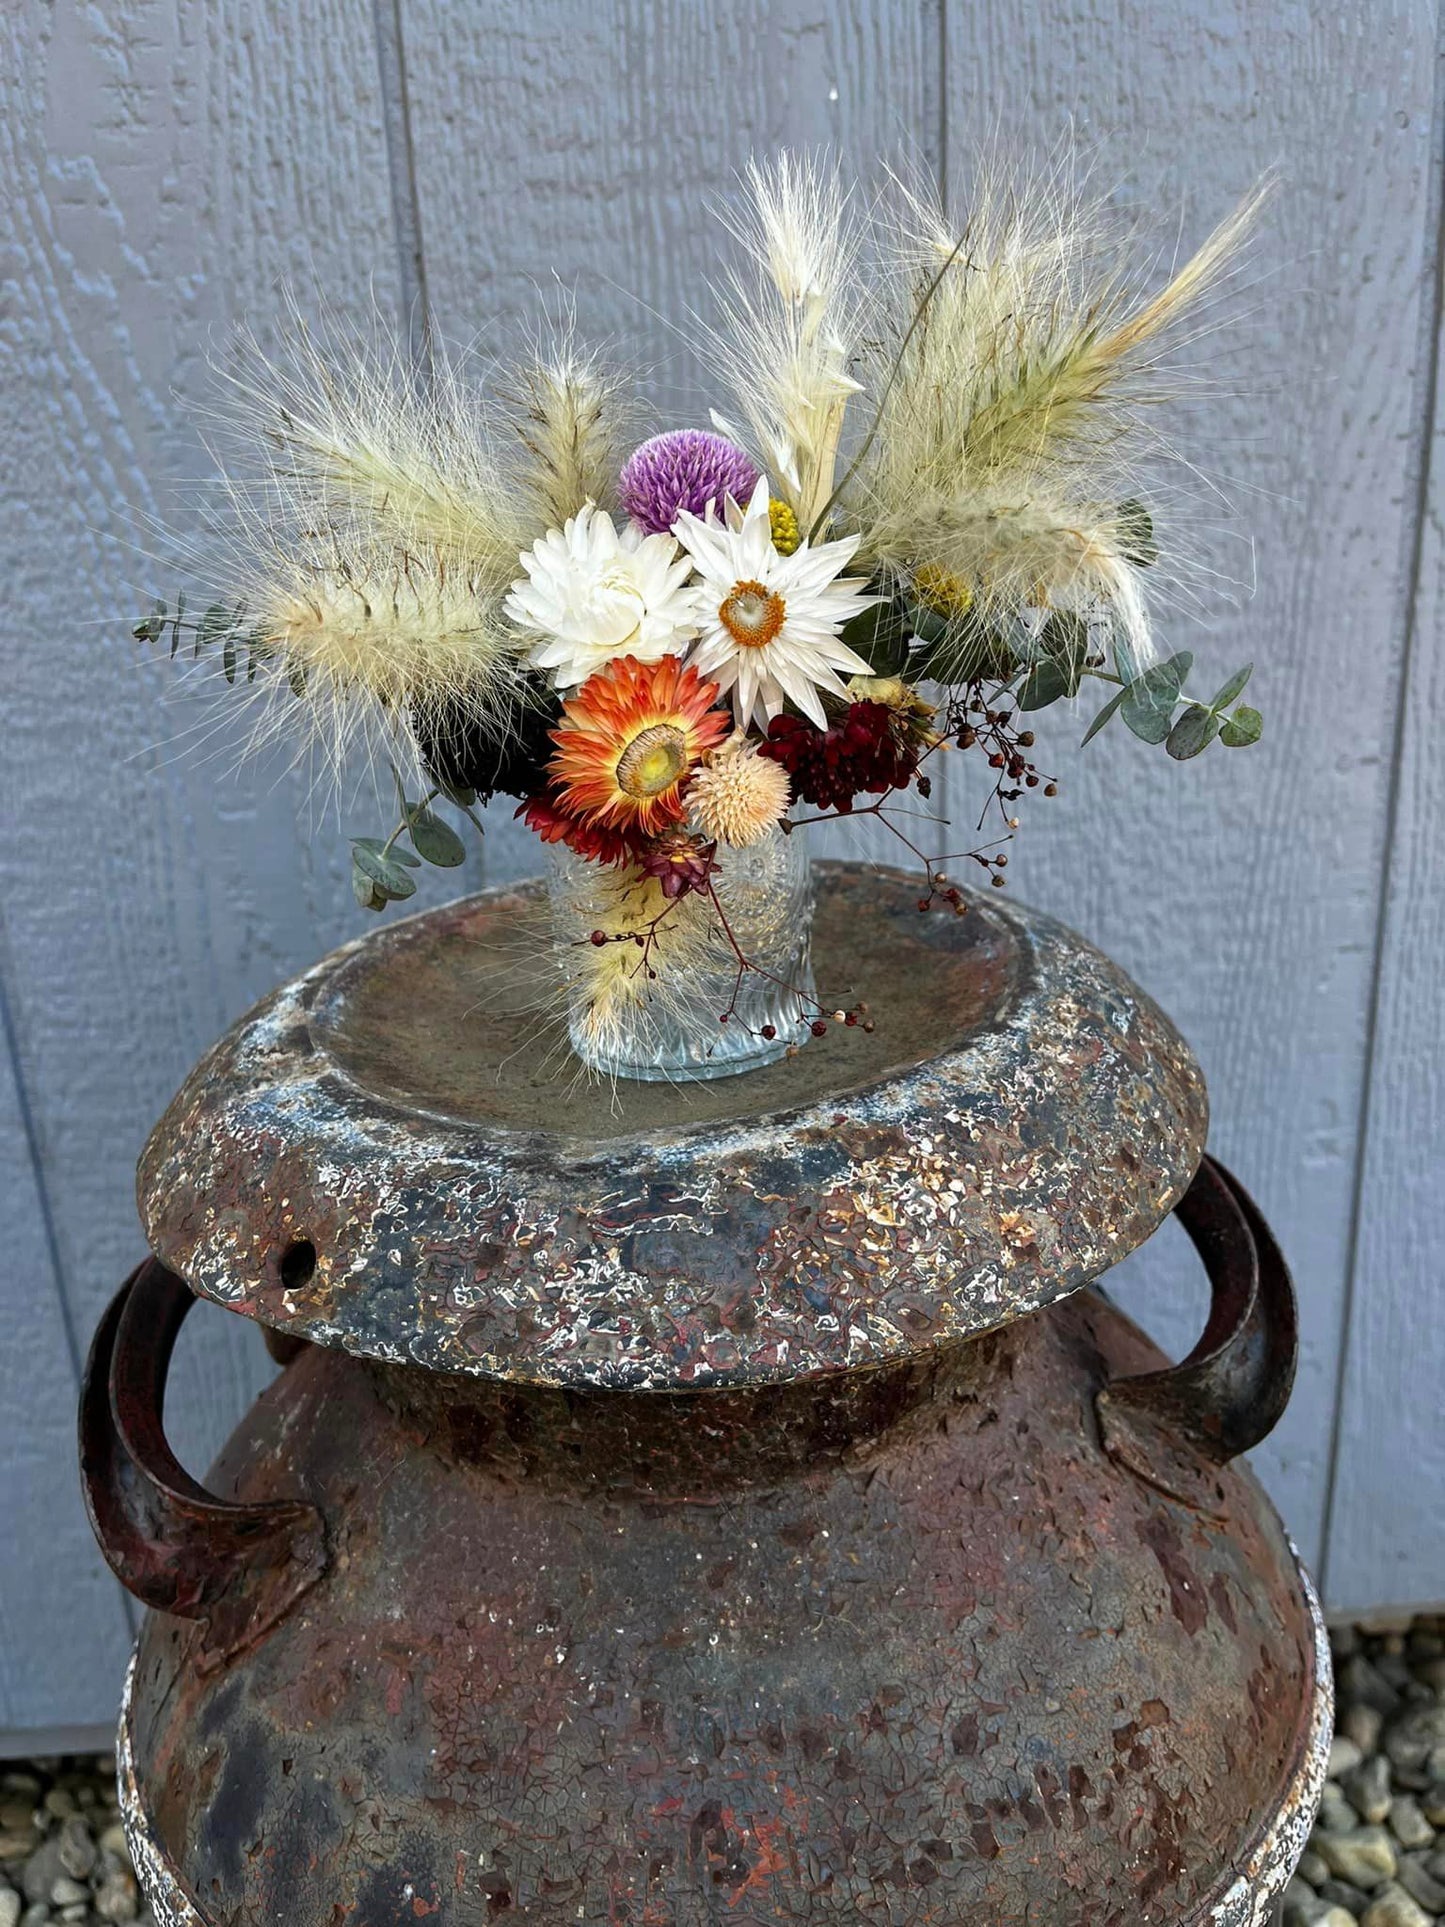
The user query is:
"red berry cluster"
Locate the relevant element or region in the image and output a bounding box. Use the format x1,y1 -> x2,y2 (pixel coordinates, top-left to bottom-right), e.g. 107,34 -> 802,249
758,701 -> 922,812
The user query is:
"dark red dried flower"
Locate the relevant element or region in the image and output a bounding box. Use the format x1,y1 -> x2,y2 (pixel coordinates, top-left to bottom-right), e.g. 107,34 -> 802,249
759,701 -> 922,812
516,790 -> 642,867
636,828 -> 720,901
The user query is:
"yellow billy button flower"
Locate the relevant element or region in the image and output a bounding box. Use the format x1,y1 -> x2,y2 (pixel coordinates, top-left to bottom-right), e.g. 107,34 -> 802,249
768,498 -> 801,555
912,562 -> 975,619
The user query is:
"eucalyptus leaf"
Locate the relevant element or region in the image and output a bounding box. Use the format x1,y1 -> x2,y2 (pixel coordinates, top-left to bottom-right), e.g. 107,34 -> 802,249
133,601 -> 167,647
905,603 -> 951,649
408,808 -> 467,868
1080,685 -> 1128,746
907,605 -> 1012,684
1165,704 -> 1220,761
1037,612 -> 1089,694
1209,663 -> 1253,712
842,593 -> 911,678
352,867 -> 389,912
1121,652 -> 1192,744
1220,704 -> 1263,747
354,835 -> 420,868
197,603 -> 234,653
351,839 -> 419,898
1017,656 -> 1071,712
1116,499 -> 1159,568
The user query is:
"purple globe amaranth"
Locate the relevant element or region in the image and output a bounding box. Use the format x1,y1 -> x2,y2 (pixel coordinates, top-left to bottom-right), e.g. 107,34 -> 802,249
619,430 -> 761,536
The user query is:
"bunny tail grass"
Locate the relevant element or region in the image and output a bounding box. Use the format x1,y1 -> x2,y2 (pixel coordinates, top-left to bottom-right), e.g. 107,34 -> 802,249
710,152 -> 870,531
851,165 -> 1267,660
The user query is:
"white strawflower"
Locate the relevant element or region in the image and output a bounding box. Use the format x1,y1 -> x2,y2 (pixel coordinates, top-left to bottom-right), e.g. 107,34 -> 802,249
505,503 -> 699,689
674,478 -> 878,732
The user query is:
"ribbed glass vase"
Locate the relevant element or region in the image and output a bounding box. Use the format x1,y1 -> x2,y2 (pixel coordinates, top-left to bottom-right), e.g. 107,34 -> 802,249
546,826 -> 816,1082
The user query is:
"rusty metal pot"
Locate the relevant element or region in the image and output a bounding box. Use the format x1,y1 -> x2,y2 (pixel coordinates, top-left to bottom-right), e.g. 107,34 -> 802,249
81,864 -> 1329,1926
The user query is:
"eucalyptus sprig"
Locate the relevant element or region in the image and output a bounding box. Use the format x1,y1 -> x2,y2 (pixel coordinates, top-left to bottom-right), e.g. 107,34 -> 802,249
350,767 -> 482,912
1080,655 -> 1262,759
133,596 -> 302,693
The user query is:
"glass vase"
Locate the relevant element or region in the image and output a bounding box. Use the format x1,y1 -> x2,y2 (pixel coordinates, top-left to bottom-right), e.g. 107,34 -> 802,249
546,826 -> 817,1082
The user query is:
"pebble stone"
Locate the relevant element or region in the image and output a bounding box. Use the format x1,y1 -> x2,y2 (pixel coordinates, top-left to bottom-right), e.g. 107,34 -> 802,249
1290,1617 -> 1445,1927
2,1756 -> 154,1927
1346,1758 -> 1399,1825
1362,1884 -> 1433,1927
1392,1798 -> 1437,1851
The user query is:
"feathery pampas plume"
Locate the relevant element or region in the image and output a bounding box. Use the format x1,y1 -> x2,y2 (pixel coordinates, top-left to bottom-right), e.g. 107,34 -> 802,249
849,162 -> 1267,672
247,534 -> 535,782
711,154 -> 869,533
514,338 -> 629,530
195,307 -> 569,780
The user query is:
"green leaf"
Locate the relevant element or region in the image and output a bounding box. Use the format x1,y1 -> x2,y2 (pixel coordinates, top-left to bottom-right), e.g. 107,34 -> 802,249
352,868 -> 389,912
222,638 -> 237,685
435,777 -> 477,808
133,601 -> 168,647
906,603 -> 951,649
1209,662 -> 1253,712
354,834 -> 419,868
1165,703 -> 1220,761
197,603 -> 234,653
1220,704 -> 1263,748
1017,656 -> 1070,711
1121,651 -> 1192,745
1081,684 -> 1128,746
287,661 -> 307,698
350,839 -> 418,899
1039,612 -> 1089,690
408,808 -> 466,868
841,593 -> 911,678
1116,499 -> 1159,568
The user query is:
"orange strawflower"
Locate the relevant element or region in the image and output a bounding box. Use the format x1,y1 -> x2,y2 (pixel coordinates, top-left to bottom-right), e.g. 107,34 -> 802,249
548,654 -> 730,836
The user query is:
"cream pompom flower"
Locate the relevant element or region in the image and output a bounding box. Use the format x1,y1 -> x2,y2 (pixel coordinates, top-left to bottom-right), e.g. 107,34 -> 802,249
673,478 -> 878,731
690,734 -> 792,847
505,503 -> 699,689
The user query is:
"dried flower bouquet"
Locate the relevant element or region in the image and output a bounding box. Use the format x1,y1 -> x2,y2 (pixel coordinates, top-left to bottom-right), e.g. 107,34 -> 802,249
137,155 -> 1264,1080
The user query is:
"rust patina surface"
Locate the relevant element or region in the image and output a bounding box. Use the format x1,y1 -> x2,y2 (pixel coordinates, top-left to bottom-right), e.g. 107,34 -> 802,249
136,865 -> 1208,1389
86,865 -> 1327,1925
119,1285 -> 1321,1926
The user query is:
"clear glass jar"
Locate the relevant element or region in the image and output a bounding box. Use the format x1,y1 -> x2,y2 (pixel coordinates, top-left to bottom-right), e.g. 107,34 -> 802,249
546,826 -> 816,1082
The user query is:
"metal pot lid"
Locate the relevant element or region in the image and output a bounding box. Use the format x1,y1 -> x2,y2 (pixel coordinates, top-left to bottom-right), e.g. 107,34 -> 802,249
138,861 -> 1207,1389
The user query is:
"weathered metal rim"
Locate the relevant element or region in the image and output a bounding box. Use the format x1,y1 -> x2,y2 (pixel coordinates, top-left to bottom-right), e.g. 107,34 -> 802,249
116,1553 -> 1330,1927
137,867 -> 1210,1391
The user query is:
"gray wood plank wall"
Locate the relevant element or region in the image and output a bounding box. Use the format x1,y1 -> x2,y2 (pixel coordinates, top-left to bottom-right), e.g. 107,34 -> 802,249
0,0 -> 1439,1742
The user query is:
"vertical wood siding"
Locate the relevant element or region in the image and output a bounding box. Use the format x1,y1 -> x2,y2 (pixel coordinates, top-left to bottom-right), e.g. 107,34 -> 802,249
0,0 -> 1439,1737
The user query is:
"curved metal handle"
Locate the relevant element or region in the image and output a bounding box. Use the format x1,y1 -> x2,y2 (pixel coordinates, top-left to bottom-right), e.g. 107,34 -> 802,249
1096,1155 -> 1298,1514
80,1259 -> 328,1668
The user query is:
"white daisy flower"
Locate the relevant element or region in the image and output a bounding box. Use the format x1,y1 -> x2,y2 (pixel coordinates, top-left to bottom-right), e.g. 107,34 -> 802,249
673,478 -> 878,732
505,503 -> 699,690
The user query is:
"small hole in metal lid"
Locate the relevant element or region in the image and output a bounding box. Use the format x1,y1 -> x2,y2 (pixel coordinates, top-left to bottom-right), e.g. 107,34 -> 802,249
279,1238 -> 317,1291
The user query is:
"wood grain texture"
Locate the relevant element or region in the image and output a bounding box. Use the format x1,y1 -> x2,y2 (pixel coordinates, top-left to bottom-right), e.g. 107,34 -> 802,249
938,0 -> 1441,1572
0,978 -> 136,1730
0,0 -> 414,1737
1324,57 -> 1445,1612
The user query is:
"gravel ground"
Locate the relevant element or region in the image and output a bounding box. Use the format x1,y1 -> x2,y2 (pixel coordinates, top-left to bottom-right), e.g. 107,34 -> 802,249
0,1756 -> 140,1927
0,1616 -> 1439,1924
1285,1616 -> 1445,1927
